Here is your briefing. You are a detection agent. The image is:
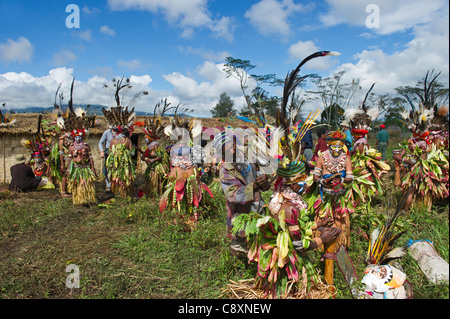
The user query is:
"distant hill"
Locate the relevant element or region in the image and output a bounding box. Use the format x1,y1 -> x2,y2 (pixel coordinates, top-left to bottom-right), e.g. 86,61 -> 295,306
6,105 -> 198,117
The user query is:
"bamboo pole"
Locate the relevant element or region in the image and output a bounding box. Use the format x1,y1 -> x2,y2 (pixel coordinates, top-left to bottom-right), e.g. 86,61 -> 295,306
394,160 -> 401,186
2,134 -> 5,184
323,239 -> 337,285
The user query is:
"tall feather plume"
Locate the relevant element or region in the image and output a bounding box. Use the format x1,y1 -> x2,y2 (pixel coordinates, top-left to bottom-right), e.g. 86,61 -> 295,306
361,82 -> 375,112
277,51 -> 340,132
144,98 -> 175,139
67,78 -> 75,114
367,178 -> 419,264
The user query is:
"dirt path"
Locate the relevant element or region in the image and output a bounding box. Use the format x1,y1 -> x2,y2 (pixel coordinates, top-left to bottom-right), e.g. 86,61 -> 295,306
0,183 -> 134,298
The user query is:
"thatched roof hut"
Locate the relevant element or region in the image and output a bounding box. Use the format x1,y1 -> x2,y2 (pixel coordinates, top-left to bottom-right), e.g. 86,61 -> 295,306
0,113 -> 259,183
0,113 -> 259,135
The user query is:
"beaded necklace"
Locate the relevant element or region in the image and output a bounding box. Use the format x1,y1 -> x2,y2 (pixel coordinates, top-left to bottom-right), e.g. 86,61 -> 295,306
323,149 -> 347,174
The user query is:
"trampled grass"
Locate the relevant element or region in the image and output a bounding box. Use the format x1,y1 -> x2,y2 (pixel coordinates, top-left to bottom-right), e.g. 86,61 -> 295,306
0,167 -> 448,299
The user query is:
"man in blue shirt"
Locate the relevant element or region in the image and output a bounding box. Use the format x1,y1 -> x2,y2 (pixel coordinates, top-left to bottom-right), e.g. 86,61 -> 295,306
98,127 -> 115,192
341,120 -> 353,153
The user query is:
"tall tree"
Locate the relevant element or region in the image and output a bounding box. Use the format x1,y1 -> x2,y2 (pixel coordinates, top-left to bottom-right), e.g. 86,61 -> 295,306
309,71 -> 360,128
211,92 -> 236,118
395,69 -> 449,110
223,56 -> 282,123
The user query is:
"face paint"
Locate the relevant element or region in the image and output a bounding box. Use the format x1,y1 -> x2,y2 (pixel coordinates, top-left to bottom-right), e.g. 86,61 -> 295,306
330,145 -> 343,157
74,136 -> 83,144
296,181 -> 306,194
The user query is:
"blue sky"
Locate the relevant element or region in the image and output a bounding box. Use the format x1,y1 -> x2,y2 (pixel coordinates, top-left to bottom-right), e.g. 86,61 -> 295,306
0,0 -> 448,117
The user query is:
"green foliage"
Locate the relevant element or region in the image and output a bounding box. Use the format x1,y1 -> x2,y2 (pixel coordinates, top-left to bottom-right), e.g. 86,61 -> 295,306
211,92 -> 236,118
0,172 -> 448,299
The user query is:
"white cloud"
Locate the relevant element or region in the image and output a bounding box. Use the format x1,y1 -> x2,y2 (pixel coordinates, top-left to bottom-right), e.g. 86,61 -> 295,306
100,25 -> 116,37
0,36 -> 34,64
78,30 -> 92,42
117,59 -> 144,71
53,49 -> 77,66
210,16 -> 235,42
319,0 -> 447,35
162,62 -> 256,116
0,62 -> 256,117
245,0 -> 309,38
82,6 -> 101,15
107,0 -> 234,41
178,46 -> 231,62
309,0 -> 449,110
0,68 -> 158,111
329,17 -> 449,103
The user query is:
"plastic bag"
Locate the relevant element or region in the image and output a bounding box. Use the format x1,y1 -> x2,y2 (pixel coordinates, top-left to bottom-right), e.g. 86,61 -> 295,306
407,240 -> 449,285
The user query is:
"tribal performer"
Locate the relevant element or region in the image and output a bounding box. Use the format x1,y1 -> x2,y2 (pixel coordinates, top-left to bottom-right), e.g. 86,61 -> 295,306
215,129 -> 271,255
304,130 -> 354,285
59,97 -> 98,205
428,104 -> 449,150
102,77 -> 150,199
230,51 -> 342,298
142,139 -> 169,197
20,116 -> 55,191
342,83 -> 391,214
103,106 -> 137,199
159,107 -> 213,224
141,99 -> 172,197
52,80 -> 97,198
395,104 -> 449,211
345,83 -> 379,156
66,127 -> 97,205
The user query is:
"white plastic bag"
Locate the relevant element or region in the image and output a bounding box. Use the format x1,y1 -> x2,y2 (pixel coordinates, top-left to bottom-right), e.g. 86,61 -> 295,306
407,240 -> 449,285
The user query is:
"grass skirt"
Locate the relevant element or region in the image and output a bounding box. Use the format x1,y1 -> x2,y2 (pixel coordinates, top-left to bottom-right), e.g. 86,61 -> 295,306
106,144 -> 136,198
67,161 -> 96,205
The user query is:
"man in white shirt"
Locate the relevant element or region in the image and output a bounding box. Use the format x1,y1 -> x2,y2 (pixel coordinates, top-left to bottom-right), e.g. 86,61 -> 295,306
98,127 -> 115,192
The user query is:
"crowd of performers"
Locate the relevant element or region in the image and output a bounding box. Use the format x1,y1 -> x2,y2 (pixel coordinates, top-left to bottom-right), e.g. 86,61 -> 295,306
5,53 -> 449,299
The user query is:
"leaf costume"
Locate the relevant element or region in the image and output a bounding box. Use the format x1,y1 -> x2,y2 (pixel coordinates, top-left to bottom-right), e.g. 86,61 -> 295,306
231,51 -> 340,298
397,72 -> 449,210
141,99 -> 173,197
143,144 -> 170,197
106,141 -> 136,198
68,159 -> 96,205
159,107 -> 213,222
400,144 -> 449,210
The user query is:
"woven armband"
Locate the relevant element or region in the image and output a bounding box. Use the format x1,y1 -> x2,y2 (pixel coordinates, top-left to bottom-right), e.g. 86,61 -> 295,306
313,167 -> 322,176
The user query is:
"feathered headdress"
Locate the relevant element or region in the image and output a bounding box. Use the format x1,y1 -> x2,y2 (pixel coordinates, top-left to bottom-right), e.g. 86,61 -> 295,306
429,104 -> 449,132
54,79 -> 96,135
102,105 -> 136,130
102,76 -> 150,131
344,82 -> 379,138
20,114 -> 48,158
163,103 -> 199,144
275,51 -> 339,181
0,103 -> 16,127
326,130 -> 347,144
399,102 -> 433,140
399,70 -> 445,138
143,98 -> 174,142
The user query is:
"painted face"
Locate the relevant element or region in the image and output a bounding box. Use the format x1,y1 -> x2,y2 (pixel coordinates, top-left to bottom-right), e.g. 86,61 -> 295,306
330,144 -> 343,157
34,156 -> 43,165
74,136 -> 83,144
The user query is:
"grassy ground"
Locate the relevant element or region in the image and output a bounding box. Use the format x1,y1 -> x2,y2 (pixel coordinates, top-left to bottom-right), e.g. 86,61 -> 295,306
0,153 -> 448,299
